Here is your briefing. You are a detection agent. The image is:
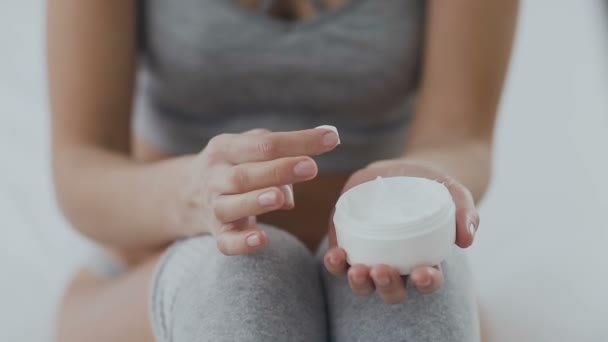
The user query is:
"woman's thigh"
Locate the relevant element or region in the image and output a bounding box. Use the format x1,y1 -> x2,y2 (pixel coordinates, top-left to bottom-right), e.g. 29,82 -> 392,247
59,226 -> 327,342
319,241 -> 480,342
151,225 -> 327,342
57,253 -> 161,342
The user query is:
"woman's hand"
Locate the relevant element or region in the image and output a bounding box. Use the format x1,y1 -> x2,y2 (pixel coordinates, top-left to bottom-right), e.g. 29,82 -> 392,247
323,159 -> 479,304
176,128 -> 340,255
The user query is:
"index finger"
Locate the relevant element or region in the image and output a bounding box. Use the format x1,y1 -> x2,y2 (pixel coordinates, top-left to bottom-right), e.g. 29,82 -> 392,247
210,127 -> 340,164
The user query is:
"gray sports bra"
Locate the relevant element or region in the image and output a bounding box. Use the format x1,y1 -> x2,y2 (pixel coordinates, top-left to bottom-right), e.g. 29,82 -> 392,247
134,0 -> 426,172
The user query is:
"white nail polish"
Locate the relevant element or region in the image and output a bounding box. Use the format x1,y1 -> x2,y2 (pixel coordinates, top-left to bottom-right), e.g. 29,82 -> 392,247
315,125 -> 340,144
281,185 -> 295,205
469,223 -> 476,238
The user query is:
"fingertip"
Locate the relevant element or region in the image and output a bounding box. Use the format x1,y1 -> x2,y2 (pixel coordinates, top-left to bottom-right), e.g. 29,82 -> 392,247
249,229 -> 268,248
267,186 -> 287,209
412,266 -> 443,294
371,265 -> 407,304
326,246 -> 345,260
411,266 -> 433,288
324,248 -> 347,275
259,187 -> 288,213
456,210 -> 479,248
369,264 -> 394,287
347,265 -> 374,296
314,125 -> 341,147
279,185 -> 295,210
428,266 -> 444,292
242,230 -> 268,254
369,264 -> 392,278
217,228 -> 267,256
348,264 -> 370,278
470,210 -> 481,228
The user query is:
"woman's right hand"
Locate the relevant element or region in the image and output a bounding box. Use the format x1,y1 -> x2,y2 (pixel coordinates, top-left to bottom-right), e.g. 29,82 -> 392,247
174,127 -> 340,255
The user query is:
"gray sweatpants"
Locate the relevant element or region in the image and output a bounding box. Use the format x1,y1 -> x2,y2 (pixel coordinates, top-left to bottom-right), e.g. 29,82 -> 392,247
150,225 -> 480,342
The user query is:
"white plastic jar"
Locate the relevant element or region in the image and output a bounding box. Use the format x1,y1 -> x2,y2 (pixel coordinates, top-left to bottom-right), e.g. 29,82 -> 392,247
333,176 -> 456,275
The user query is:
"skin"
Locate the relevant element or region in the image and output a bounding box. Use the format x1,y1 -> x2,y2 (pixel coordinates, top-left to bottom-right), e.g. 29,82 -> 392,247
48,0 -> 518,341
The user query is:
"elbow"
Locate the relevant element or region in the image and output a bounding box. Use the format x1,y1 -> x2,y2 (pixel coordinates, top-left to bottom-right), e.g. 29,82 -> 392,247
51,146 -> 98,243
52,146 -> 71,215
52,149 -> 81,231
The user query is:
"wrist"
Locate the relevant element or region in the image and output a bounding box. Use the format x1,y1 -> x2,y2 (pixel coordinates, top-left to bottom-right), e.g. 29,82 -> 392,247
400,142 -> 491,202
162,154 -> 206,239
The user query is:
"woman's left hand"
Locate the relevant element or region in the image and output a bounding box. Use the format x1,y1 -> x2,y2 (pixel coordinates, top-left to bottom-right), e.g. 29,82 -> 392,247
323,159 -> 480,304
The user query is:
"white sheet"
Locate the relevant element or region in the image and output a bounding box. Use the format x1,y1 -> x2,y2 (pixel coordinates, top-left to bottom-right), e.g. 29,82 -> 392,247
1,1 -> 607,341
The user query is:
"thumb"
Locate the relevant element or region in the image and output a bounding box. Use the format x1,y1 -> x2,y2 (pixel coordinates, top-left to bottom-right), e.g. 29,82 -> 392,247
324,208 -> 348,275
328,207 -> 338,248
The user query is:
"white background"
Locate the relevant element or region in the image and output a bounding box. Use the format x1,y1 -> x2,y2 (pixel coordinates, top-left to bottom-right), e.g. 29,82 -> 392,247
1,1 -> 607,341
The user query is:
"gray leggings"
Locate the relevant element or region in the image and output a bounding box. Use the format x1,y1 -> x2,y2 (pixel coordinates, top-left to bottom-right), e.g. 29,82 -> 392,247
150,225 -> 480,342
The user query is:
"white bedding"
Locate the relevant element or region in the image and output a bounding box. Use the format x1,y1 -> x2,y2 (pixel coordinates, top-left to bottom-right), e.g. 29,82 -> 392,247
1,1 -> 607,341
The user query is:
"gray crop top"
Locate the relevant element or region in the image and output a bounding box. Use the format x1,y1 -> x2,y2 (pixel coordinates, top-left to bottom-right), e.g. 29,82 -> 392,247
134,0 -> 426,172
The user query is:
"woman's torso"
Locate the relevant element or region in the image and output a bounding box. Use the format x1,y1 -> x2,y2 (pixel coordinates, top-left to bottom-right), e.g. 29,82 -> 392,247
130,0 -> 426,252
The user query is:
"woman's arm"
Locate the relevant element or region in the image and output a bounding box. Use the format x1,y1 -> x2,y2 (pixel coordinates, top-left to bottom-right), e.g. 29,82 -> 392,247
48,0 -> 193,249
324,0 -> 519,304
48,1 -> 339,253
404,0 -> 519,201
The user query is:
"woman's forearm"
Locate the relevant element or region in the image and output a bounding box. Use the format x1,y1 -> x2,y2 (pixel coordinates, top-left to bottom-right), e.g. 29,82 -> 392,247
53,145 -> 194,249
395,0 -> 517,204
401,139 -> 492,203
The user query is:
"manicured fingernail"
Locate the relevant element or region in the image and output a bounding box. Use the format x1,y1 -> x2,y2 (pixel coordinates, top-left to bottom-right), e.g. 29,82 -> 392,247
322,132 -> 339,147
258,191 -> 277,207
315,125 -> 341,146
294,160 -> 316,177
246,233 -> 261,247
281,184 -> 294,206
353,274 -> 366,285
376,276 -> 390,287
469,223 -> 476,238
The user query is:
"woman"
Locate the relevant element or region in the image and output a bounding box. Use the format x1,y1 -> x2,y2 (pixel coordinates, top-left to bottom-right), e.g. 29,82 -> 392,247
49,0 -> 518,341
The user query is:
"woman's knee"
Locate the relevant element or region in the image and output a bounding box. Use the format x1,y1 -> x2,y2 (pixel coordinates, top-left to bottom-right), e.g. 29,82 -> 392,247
214,225 -> 318,277
324,248 -> 480,342
154,226 -> 314,280
150,226 -> 326,341
403,249 -> 480,341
